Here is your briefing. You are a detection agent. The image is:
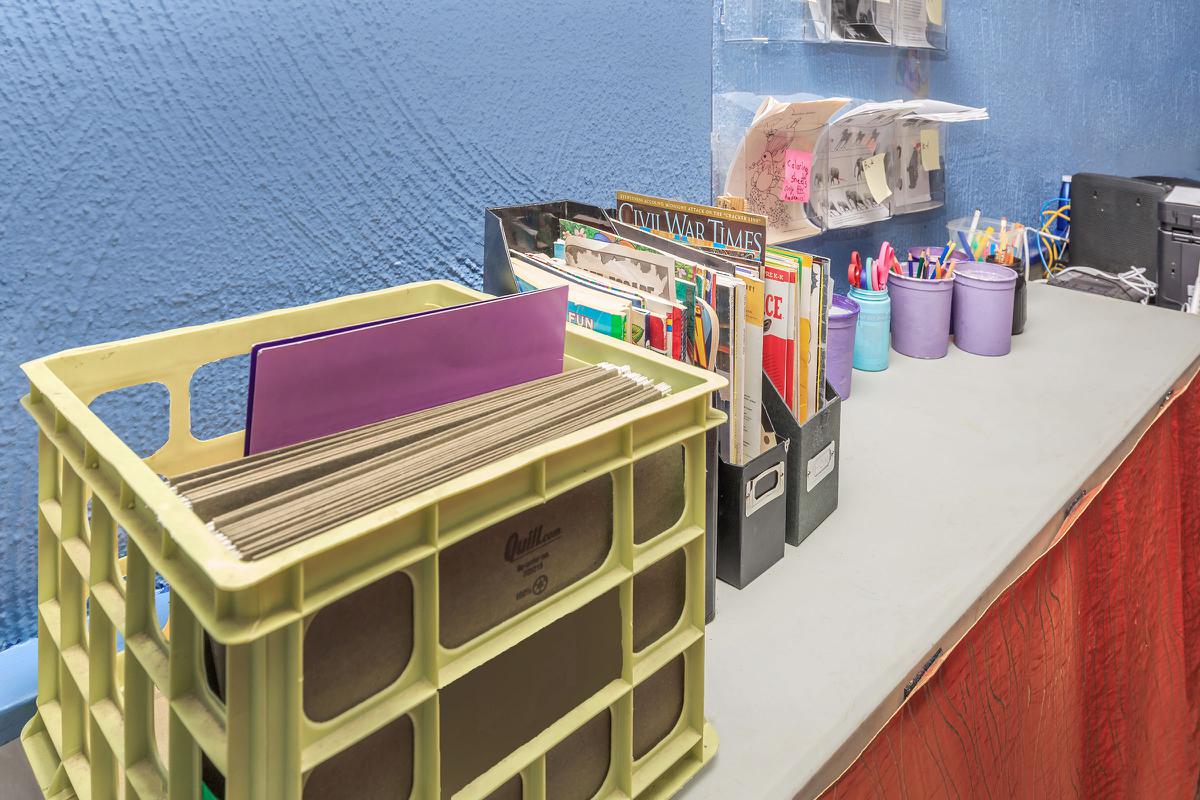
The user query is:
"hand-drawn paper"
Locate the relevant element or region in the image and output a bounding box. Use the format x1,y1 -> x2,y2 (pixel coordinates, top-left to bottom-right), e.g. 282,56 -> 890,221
724,96 -> 850,243
920,127 -> 941,171
830,0 -> 892,44
862,154 -> 892,203
779,150 -> 814,203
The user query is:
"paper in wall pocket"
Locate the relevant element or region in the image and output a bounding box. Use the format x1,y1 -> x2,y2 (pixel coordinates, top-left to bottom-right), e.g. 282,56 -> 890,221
920,128 -> 941,172
863,154 -> 892,203
779,149 -> 814,203
927,0 -> 944,26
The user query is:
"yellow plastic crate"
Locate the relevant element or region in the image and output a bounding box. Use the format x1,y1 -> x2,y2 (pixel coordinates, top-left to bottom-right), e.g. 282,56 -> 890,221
19,280 -> 723,800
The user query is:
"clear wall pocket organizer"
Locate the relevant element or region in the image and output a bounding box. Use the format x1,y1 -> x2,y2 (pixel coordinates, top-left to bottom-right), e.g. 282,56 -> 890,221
714,93 -> 986,243
718,0 -> 947,50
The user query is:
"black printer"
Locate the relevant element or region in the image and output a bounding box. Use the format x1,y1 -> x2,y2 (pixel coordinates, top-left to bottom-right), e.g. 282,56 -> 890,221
1157,185 -> 1200,310
1067,173 -> 1200,309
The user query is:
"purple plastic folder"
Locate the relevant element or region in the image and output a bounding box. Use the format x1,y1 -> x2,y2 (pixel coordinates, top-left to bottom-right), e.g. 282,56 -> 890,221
243,286 -> 569,455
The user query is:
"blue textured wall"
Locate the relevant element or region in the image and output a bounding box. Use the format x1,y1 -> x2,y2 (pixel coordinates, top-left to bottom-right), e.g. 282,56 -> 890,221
0,0 -> 712,650
714,0 -> 1200,281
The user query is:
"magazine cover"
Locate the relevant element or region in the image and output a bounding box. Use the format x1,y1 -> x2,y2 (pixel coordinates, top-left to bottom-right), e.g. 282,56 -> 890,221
614,191 -> 767,268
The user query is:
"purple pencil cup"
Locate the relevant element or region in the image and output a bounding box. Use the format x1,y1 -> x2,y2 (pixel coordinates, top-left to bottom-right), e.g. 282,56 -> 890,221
889,272 -> 954,359
952,263 -> 1018,357
827,294 -> 860,400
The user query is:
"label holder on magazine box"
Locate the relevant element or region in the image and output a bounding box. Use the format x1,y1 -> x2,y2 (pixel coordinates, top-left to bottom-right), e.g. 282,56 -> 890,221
716,438 -> 789,590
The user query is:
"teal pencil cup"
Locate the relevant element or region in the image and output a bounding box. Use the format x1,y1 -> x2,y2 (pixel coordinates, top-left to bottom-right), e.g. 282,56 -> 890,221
849,286 -> 891,372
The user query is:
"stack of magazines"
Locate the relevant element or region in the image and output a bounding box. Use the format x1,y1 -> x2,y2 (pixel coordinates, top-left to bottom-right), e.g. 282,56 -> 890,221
508,193 -> 833,466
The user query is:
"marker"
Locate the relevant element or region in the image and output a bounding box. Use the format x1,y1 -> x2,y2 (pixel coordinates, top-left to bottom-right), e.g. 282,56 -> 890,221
966,209 -> 982,252
957,231 -> 973,258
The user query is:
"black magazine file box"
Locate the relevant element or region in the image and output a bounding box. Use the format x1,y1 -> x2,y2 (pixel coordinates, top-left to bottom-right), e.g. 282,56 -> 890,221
483,201 -> 723,620
715,438 -> 788,590
762,376 -> 841,546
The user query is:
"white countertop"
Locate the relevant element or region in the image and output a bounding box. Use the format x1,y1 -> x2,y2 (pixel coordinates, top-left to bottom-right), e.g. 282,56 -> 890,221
4,286 -> 1199,800
680,284 -> 1200,800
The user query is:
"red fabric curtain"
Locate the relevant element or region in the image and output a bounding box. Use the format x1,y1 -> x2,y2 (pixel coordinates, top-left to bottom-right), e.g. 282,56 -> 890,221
823,382 -> 1200,799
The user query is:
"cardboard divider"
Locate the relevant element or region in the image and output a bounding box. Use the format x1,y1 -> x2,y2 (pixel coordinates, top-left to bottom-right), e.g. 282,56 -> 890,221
633,549 -> 688,653
632,444 -> 687,546
633,653 -> 687,761
439,588 -> 623,799
545,707 -> 614,800
438,473 -> 614,649
483,775 -> 523,800
303,570 -> 415,722
301,713 -> 414,800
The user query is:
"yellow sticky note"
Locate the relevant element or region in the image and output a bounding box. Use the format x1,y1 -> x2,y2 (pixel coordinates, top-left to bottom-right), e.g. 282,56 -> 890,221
862,154 -> 892,203
927,0 -> 943,25
920,128 -> 940,171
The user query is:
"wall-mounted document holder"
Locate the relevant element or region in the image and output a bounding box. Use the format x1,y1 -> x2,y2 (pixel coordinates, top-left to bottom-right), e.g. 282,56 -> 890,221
718,0 -> 947,50
713,93 -> 984,243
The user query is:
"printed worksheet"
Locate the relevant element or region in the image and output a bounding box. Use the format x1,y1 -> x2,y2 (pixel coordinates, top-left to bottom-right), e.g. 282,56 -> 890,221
892,120 -> 933,210
830,0 -> 893,44
893,0 -> 932,47
824,103 -> 912,228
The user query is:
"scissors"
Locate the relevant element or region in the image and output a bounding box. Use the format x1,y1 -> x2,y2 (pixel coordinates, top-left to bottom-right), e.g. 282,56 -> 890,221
848,251 -> 863,289
878,241 -> 899,274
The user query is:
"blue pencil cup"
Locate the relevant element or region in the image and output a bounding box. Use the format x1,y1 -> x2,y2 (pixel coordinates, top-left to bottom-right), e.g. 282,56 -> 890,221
849,286 -> 891,372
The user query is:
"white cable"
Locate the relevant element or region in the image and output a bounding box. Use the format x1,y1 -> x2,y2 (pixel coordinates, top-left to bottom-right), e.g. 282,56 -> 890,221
1053,265 -> 1157,304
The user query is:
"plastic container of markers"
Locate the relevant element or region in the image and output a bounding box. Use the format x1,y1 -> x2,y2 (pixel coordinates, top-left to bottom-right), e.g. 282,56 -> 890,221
848,286 -> 890,372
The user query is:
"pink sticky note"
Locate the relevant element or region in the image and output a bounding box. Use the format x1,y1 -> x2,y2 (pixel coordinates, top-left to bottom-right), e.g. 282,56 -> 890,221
779,149 -> 814,203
